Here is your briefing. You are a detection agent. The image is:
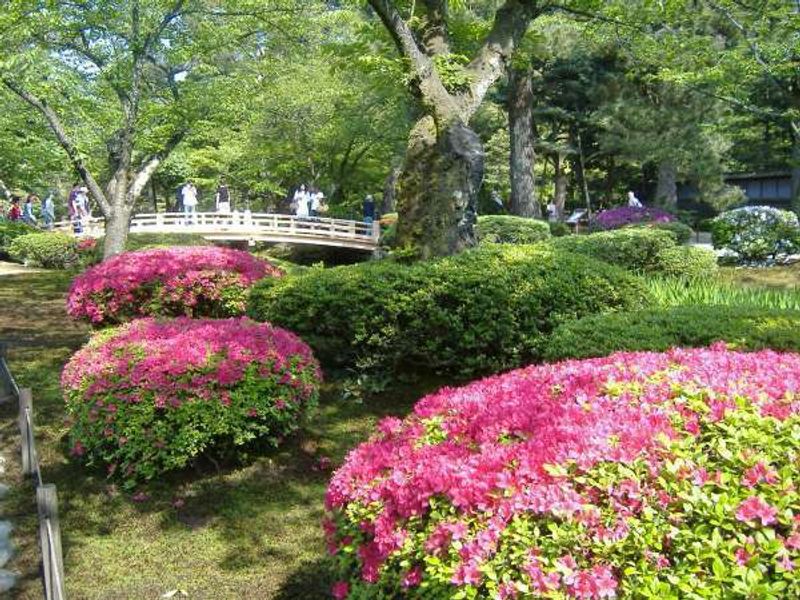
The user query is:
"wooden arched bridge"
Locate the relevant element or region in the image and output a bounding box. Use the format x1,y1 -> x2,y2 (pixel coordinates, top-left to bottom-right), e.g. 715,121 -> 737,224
55,212 -> 381,251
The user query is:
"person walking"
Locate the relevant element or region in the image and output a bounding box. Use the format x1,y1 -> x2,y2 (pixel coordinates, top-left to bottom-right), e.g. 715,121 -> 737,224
310,189 -> 324,218
181,181 -> 198,223
215,180 -> 231,213
7,196 -> 22,221
74,187 -> 90,218
42,193 -> 55,229
22,194 -> 38,225
293,185 -> 309,219
363,194 -> 376,225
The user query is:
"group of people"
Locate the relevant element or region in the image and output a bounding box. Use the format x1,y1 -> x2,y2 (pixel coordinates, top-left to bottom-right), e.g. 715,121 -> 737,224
291,184 -> 328,218
177,180 -> 233,220
3,193 -> 56,228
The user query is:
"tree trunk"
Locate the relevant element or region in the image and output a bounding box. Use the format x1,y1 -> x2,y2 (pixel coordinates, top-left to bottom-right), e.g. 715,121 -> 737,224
554,153 -> 567,221
382,165 -> 401,214
573,128 -> 592,217
103,205 -> 131,257
508,65 -> 539,218
792,130 -> 800,214
656,162 -> 678,208
396,116 -> 483,258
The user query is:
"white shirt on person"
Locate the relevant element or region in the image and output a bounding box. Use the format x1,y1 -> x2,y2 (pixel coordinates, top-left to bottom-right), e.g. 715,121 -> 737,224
182,185 -> 198,207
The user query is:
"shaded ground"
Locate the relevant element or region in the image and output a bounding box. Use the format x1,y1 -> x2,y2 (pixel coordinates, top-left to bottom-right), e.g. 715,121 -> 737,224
0,268 -> 434,599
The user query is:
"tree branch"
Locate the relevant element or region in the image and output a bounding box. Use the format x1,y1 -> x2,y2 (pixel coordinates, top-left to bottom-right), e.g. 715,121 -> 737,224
1,78 -> 111,215
421,0 -> 450,56
460,0 -> 540,118
129,129 -> 186,201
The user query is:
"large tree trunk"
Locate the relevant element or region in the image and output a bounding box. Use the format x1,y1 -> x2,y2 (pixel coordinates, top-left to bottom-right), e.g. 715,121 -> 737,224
382,165 -> 401,214
656,162 -> 678,208
103,205 -> 131,257
396,116 -> 484,258
508,65 -> 539,218
554,153 -> 567,221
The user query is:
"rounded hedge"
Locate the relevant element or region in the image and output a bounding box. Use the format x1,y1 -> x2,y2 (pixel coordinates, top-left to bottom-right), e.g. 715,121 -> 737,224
712,206 -> 800,264
476,215 -> 551,244
62,317 -> 321,486
0,221 -> 36,258
325,347 -> 800,598
654,245 -> 718,279
629,221 -> 693,245
551,228 -> 677,273
8,232 -> 78,269
248,245 -> 648,377
544,305 -> 800,362
68,246 -> 282,325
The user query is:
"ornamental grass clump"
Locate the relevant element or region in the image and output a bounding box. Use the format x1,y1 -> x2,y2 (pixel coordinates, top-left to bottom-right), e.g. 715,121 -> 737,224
62,317 -> 321,486
67,246 -> 282,325
325,346 -> 800,598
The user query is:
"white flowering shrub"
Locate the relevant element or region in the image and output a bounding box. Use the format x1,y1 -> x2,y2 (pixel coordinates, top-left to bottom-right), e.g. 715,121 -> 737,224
712,206 -> 800,264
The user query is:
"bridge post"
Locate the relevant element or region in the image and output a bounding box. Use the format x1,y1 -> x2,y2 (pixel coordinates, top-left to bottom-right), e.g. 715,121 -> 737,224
371,221 -> 381,241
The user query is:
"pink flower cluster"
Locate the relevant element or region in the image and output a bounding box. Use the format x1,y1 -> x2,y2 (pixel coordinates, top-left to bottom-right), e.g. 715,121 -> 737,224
325,345 -> 800,597
67,246 -> 282,324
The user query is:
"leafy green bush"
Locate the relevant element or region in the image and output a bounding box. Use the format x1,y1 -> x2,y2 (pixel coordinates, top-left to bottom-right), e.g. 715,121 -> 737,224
476,215 -> 551,244
552,228 -> 677,272
544,305 -> 800,362
380,223 -> 398,248
248,244 -> 648,376
629,221 -> 693,244
548,221 -> 571,237
8,232 -> 78,269
712,206 -> 800,264
654,245 -> 718,279
0,221 -> 37,259
646,277 -> 800,310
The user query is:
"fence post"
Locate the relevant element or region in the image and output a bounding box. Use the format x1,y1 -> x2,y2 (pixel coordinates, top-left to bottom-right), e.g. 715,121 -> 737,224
37,485 -> 66,600
18,388 -> 35,476
371,220 -> 381,241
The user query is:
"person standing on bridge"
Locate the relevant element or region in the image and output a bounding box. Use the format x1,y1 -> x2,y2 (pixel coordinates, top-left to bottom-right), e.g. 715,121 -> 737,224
182,181 -> 198,224
215,180 -> 231,214
42,193 -> 55,229
363,194 -> 376,225
294,185 -> 309,219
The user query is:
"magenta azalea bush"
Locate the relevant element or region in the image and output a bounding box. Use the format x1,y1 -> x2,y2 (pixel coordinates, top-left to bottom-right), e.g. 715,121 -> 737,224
325,346 -> 800,598
67,246 -> 282,325
591,206 -> 675,231
62,317 -> 321,486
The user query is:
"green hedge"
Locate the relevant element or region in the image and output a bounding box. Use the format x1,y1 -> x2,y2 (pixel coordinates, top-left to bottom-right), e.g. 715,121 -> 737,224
248,244 -> 648,377
8,232 -> 78,269
476,215 -> 551,244
0,221 -> 36,259
654,245 -> 718,279
629,221 -> 693,244
544,305 -> 800,362
552,228 -> 678,273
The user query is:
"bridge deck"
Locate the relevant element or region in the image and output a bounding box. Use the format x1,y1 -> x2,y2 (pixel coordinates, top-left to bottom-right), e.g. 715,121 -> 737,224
54,212 -> 381,251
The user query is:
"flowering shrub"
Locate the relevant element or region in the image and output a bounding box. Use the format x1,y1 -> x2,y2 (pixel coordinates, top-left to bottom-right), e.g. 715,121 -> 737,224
67,246 -> 282,325
62,317 -> 321,486
325,346 -> 800,598
590,206 -> 675,231
712,206 -> 800,264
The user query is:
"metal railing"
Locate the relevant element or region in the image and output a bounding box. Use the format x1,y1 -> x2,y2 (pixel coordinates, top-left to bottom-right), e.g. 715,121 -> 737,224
53,211 -> 382,250
0,345 -> 66,600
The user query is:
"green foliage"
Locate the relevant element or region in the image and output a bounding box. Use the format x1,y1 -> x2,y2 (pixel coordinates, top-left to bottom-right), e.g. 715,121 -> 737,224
544,305 -> 800,362
655,246 -> 718,279
630,221 -> 693,244
549,221 -> 572,237
248,245 -> 649,377
476,215 -> 551,244
0,220 -> 36,258
8,231 -> 77,269
712,207 -> 800,264
646,277 -> 800,311
552,228 -> 677,272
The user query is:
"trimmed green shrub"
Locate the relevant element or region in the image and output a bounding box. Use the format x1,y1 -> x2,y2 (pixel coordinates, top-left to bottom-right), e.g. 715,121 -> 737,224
0,221 -> 37,259
629,221 -> 693,244
476,215 -> 551,244
654,245 -> 718,278
62,317 -> 321,486
544,305 -> 800,362
548,221 -> 571,237
8,232 -> 78,269
712,206 -> 800,264
248,244 -> 648,376
552,228 -> 677,272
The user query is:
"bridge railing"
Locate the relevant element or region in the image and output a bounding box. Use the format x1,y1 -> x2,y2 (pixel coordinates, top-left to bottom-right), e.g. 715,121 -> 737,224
54,212 -> 380,246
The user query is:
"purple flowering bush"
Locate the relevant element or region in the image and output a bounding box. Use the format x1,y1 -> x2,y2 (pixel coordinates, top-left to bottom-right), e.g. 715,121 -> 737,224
62,317 -> 321,486
67,246 -> 283,325
325,346 -> 800,598
591,206 -> 675,231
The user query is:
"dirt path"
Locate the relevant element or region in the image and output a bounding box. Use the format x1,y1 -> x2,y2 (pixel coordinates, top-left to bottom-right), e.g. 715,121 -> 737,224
0,263 -> 43,277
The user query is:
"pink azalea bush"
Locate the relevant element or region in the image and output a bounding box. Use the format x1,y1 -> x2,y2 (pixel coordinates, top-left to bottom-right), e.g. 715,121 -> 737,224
325,345 -> 800,598
62,317 -> 321,486
67,246 -> 282,325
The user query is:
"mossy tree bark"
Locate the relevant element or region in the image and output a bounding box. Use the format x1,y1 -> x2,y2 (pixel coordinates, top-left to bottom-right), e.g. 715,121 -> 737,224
369,0 -> 540,258
508,64 -> 540,218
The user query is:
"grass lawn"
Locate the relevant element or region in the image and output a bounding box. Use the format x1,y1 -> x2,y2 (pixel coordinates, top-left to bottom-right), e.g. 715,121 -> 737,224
0,271 -> 435,599
720,261 -> 800,289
